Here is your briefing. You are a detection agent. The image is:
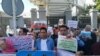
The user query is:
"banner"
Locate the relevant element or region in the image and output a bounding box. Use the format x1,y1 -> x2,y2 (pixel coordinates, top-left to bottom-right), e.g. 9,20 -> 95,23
31,21 -> 47,32
8,36 -> 33,51
57,35 -> 77,52
17,51 -> 55,56
0,54 -> 16,56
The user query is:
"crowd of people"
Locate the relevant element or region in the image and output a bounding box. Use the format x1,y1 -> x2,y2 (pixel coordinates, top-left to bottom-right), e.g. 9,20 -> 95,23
0,24 -> 100,56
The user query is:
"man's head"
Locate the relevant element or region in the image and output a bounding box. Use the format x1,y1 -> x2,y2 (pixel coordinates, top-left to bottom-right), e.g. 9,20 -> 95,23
85,25 -> 91,31
59,25 -> 69,35
39,27 -> 47,39
19,28 -> 29,35
74,28 -> 81,37
53,27 -> 58,35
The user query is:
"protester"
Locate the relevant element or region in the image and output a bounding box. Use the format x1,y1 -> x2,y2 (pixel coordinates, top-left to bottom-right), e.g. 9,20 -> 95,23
27,28 -> 36,50
51,26 -> 59,47
73,28 -> 85,51
11,28 -> 33,51
0,39 -> 16,53
91,28 -> 100,55
34,27 -> 55,51
18,28 -> 29,36
57,25 -> 75,56
95,28 -> 100,42
58,25 -> 73,38
6,25 -> 14,37
79,25 -> 97,55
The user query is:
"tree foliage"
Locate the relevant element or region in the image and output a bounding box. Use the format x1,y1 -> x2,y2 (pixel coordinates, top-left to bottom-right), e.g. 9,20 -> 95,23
95,0 -> 100,12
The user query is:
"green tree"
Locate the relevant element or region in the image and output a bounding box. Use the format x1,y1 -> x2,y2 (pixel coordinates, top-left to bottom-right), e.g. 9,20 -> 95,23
95,0 -> 100,12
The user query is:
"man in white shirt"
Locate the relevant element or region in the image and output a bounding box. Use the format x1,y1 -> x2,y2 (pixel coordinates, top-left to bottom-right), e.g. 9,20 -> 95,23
34,27 -> 55,51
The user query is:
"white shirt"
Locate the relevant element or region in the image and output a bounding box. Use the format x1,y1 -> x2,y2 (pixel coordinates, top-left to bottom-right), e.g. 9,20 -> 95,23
32,40 -> 34,49
41,39 -> 48,51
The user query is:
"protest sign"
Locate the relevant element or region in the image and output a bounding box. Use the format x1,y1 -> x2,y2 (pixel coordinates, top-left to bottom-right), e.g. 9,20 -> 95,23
8,36 -> 33,51
67,20 -> 78,28
57,35 -> 77,52
47,27 -> 53,34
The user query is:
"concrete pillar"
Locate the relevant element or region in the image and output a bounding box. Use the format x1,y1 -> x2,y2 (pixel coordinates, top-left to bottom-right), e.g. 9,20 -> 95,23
31,8 -> 37,23
38,5 -> 47,21
89,9 -> 98,29
65,10 -> 72,25
16,16 -> 24,28
9,16 -> 24,28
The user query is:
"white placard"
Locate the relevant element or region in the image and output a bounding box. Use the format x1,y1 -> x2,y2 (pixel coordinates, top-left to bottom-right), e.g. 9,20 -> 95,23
47,27 -> 53,34
67,20 -> 78,28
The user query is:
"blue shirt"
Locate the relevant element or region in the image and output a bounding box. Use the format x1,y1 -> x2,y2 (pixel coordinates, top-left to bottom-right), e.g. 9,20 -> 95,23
34,37 -> 54,51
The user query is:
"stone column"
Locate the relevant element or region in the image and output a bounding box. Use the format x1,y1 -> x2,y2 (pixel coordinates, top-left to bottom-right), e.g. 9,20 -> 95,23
9,16 -> 24,28
65,10 -> 72,25
89,9 -> 98,29
38,5 -> 47,21
31,8 -> 37,23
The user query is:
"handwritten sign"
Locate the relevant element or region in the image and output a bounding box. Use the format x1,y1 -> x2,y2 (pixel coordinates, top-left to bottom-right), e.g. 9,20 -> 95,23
57,35 -> 77,52
67,20 -> 78,28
